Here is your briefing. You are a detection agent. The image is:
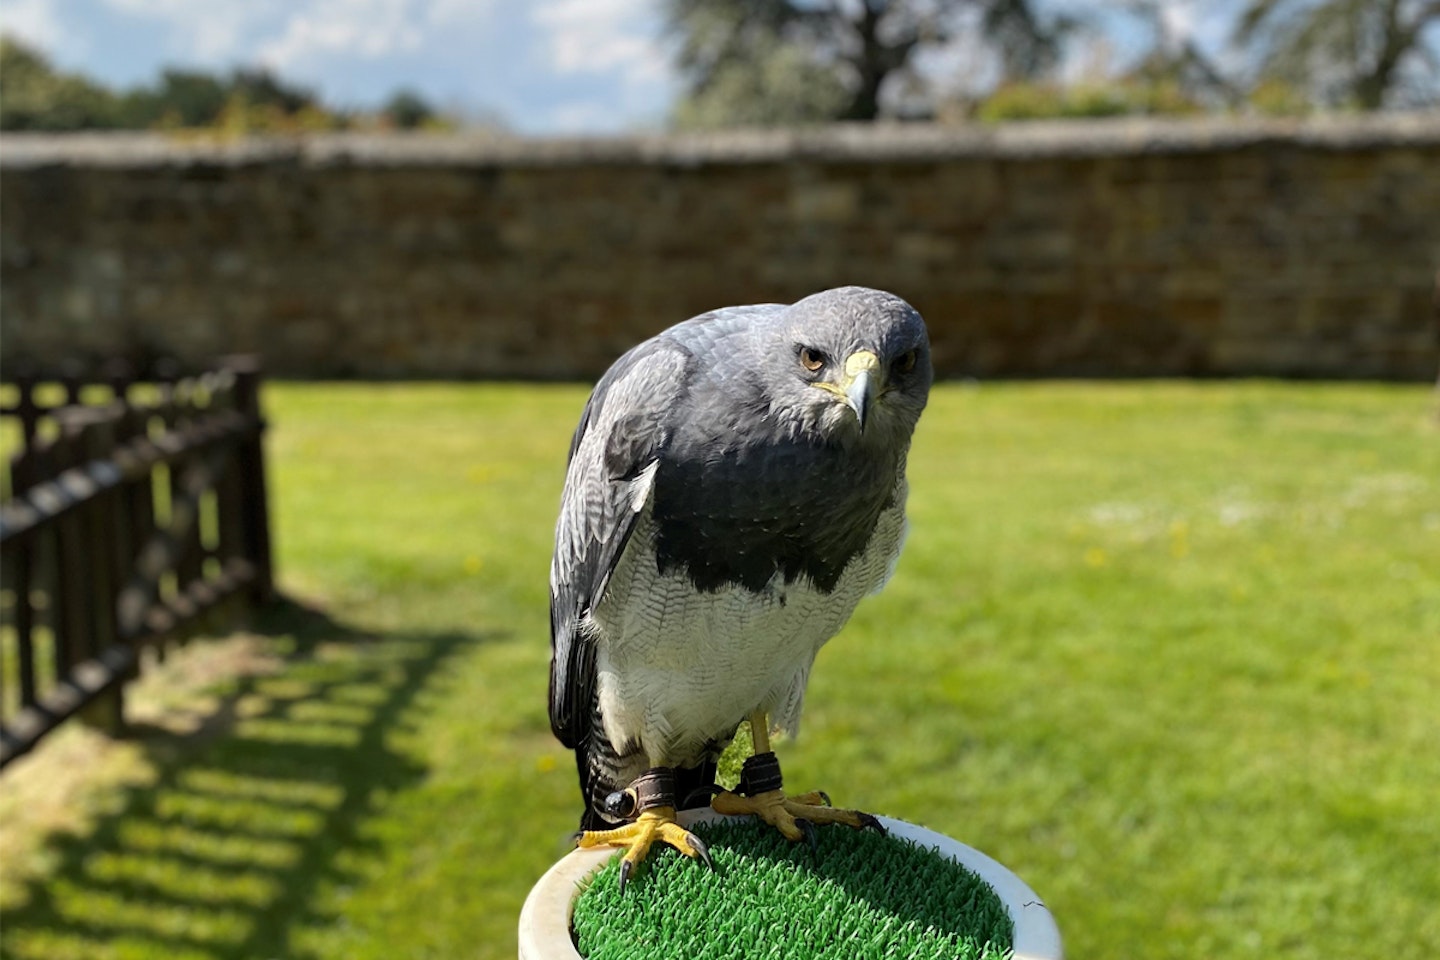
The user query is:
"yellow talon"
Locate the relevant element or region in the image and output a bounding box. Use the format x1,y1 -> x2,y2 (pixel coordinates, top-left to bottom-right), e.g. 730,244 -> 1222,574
576,806 -> 713,891
712,788 -> 882,842
710,710 -> 885,849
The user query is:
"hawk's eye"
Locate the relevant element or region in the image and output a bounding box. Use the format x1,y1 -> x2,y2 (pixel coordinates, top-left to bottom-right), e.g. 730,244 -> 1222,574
798,346 -> 827,373
892,350 -> 918,376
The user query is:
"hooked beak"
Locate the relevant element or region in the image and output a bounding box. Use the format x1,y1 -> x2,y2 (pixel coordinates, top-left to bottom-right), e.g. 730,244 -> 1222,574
840,350 -> 881,431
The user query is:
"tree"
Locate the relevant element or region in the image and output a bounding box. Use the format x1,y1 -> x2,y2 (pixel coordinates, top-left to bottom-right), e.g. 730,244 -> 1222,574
1114,0 -> 1241,109
228,67 -> 320,114
0,35 -> 120,130
982,0 -> 1080,83
118,68 -> 229,128
382,88 -> 436,129
1234,0 -> 1440,109
671,27 -> 851,128
664,0 -> 1075,127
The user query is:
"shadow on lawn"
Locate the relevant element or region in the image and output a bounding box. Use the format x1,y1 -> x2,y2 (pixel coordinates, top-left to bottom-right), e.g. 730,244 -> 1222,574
1,596 -> 503,960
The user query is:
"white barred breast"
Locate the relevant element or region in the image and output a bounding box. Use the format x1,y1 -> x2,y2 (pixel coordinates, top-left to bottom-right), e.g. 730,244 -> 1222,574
587,478 -> 908,768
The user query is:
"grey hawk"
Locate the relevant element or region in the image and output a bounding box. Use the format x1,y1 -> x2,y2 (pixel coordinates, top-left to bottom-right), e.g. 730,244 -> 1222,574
549,286 -> 932,887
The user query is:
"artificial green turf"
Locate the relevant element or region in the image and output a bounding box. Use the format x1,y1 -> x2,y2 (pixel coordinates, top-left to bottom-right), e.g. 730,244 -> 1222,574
1,381 -> 1437,960
573,819 -> 1013,960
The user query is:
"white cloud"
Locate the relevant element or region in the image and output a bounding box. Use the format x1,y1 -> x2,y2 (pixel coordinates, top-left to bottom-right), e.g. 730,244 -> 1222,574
97,0 -> 280,61
424,0 -> 495,28
1158,1 -> 1195,48
532,0 -> 667,84
529,0 -> 672,130
79,0 -> 497,71
1190,1 -> 1247,62
257,0 -> 427,70
544,99 -> 621,132
1,0 -> 84,58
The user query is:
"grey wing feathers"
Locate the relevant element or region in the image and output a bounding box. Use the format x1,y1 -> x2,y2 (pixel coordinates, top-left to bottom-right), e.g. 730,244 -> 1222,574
548,338 -> 693,747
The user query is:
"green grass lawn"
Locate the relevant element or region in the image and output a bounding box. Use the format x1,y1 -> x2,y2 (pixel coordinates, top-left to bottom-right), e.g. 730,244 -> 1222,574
1,380 -> 1437,960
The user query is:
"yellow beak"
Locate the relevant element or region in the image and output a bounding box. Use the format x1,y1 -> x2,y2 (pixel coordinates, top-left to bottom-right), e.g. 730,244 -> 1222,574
813,350 -> 881,430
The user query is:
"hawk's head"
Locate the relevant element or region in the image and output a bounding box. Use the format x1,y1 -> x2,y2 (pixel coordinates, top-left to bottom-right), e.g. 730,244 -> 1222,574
770,286 -> 932,449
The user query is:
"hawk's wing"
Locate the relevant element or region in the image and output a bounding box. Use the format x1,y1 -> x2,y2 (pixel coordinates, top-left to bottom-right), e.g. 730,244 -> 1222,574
548,337 -> 694,748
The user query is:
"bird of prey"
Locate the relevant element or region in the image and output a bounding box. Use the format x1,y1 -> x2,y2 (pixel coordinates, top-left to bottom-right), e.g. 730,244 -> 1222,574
549,286 -> 932,888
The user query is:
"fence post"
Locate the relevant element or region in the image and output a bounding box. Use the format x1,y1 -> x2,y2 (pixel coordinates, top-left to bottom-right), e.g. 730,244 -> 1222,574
212,377 -> 247,575
7,443 -> 40,713
12,370 -> 40,451
50,421 -> 89,682
224,355 -> 275,604
172,380 -> 206,632
69,407 -> 127,736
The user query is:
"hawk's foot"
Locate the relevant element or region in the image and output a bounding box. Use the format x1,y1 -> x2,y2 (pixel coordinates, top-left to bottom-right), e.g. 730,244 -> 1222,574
710,751 -> 884,853
575,768 -> 713,892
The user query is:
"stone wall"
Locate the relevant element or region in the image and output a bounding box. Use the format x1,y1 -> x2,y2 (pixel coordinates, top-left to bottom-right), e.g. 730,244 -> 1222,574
2,115 -> 1437,380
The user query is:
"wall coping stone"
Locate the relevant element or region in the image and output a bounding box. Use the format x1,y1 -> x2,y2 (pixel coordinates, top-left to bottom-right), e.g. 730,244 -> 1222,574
3,113 -> 1437,171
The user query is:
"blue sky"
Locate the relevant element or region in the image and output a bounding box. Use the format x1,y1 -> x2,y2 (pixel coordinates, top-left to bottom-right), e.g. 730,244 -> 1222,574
0,0 -> 677,132
0,1 -> 1247,134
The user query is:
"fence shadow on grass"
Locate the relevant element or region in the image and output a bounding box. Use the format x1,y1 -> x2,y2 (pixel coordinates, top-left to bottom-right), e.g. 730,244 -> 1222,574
0,595 -> 503,960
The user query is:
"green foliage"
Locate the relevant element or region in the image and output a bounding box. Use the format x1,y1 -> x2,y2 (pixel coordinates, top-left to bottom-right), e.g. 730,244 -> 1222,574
664,0 -> 852,128
981,0 -> 1080,83
228,67 -> 317,114
381,88 -> 435,129
574,820 -> 1012,960
671,33 -> 850,129
119,69 -> 231,128
664,0 -> 1072,126
1233,0 -> 1440,109
0,33 -> 453,132
664,0 -> 1437,126
103,66 -> 342,133
1247,77 -> 1315,116
976,79 -> 1203,121
0,36 -> 122,130
1,381 -> 1437,960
